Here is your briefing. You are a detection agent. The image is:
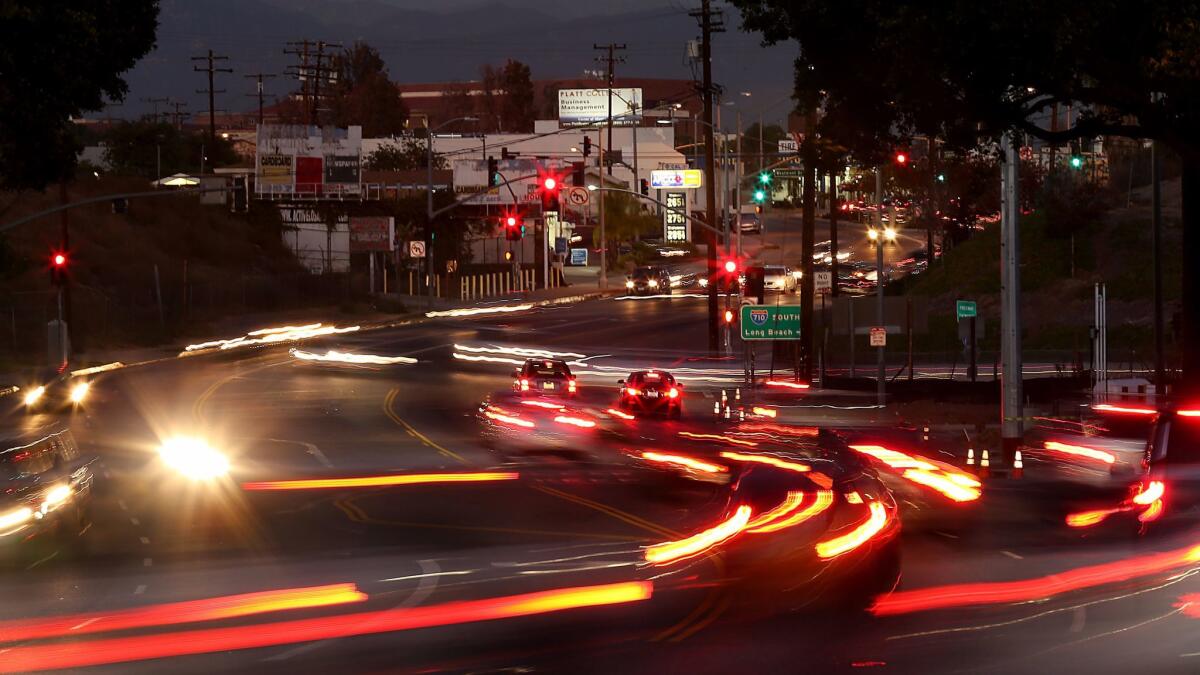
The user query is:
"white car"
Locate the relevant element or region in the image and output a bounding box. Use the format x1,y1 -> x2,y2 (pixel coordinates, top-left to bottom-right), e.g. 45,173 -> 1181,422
763,265 -> 798,292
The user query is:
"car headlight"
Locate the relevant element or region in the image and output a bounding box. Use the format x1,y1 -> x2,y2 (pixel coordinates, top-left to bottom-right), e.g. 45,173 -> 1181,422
884,227 -> 897,241
699,278 -> 709,288
69,381 -> 90,404
158,436 -> 229,480
23,386 -> 45,407
625,280 -> 634,289
867,228 -> 879,241
0,506 -> 33,534
649,279 -> 659,288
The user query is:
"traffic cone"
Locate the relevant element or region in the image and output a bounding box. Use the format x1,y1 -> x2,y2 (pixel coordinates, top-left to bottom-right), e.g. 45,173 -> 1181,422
735,388 -> 741,402
713,400 -> 721,417
1012,450 -> 1024,479
979,449 -> 990,477
724,405 -> 732,421
738,407 -> 745,422
966,448 -> 975,466
922,426 -> 930,442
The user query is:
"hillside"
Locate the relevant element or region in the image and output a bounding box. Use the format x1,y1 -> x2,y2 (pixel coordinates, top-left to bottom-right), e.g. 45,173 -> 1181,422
899,178 -> 1183,361
0,176 -> 311,354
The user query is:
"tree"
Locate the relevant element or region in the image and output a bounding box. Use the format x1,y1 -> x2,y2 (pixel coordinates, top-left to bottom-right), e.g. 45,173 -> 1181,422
363,139 -> 445,172
593,193 -> 659,269
730,0 -> 1200,384
741,123 -> 788,161
103,120 -> 238,177
499,59 -> 536,133
328,42 -> 408,136
0,1 -> 159,190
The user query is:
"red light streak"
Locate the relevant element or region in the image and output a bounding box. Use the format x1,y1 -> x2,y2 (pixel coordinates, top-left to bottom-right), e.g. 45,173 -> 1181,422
872,543 -> 1200,616
605,408 -> 635,420
1179,409 -> 1200,418
750,406 -> 777,418
747,490 -> 834,533
1133,480 -> 1165,506
679,432 -> 759,447
1044,440 -> 1116,464
640,451 -> 727,474
765,380 -> 810,390
901,469 -> 981,502
553,415 -> 596,429
719,451 -> 810,473
737,422 -> 819,437
816,501 -> 889,559
849,444 -> 980,502
242,472 -> 519,491
644,505 -> 752,565
1092,403 -> 1156,416
485,410 -> 535,428
1065,508 -> 1120,528
521,400 -> 564,410
1138,499 -> 1164,522
0,581 -> 653,672
0,584 -> 366,643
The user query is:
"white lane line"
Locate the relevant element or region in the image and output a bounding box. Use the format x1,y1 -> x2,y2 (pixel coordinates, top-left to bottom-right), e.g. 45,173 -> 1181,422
133,584 -> 147,595
1069,606 -> 1087,633
143,558 -> 153,567
78,523 -> 93,537
117,500 -> 128,511
266,559 -> 445,662
70,618 -> 102,631
934,530 -> 959,539
129,517 -> 140,526
25,551 -> 58,570
140,536 -> 150,545
270,438 -> 333,468
1181,652 -> 1200,658
380,570 -> 471,583
1001,550 -> 1024,560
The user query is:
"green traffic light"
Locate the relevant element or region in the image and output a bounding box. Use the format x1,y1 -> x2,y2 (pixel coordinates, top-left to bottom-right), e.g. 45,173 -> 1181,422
758,172 -> 771,185
936,173 -> 946,182
753,189 -> 766,202
1070,156 -> 1083,169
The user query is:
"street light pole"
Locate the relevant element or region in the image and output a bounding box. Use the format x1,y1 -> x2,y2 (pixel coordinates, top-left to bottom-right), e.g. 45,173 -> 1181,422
1000,131 -> 1023,467
426,116 -> 477,311
876,167 -> 885,405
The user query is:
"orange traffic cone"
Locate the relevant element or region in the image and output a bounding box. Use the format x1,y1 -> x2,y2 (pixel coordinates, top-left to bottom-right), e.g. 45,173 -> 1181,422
1012,450 -> 1024,479
979,449 -> 991,478
966,448 -> 975,466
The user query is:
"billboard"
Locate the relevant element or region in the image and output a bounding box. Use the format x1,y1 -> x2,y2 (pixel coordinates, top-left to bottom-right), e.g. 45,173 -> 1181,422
349,216 -> 394,253
258,154 -> 292,186
650,169 -> 702,189
558,88 -> 643,126
295,156 -> 324,193
324,154 -> 360,186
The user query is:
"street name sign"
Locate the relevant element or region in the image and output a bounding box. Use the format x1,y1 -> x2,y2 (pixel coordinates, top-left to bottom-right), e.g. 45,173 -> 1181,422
956,300 -> 977,320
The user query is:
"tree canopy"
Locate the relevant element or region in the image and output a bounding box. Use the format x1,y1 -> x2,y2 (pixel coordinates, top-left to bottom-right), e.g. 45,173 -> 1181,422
102,120 -> 239,177
0,1 -> 159,190
363,139 -> 446,172
328,42 -> 408,136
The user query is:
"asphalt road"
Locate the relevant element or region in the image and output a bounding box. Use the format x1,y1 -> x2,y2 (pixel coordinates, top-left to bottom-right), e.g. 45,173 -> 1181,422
2,296 -> 1199,674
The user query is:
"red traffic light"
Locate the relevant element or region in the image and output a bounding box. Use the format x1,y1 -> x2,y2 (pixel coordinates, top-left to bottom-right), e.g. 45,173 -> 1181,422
723,260 -> 737,274
505,215 -> 518,227
52,253 -> 66,267
542,177 -> 557,191
723,309 -> 734,324
895,152 -> 908,165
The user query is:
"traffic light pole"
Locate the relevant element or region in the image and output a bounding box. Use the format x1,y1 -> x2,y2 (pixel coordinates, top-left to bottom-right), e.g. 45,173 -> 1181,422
876,168 -> 885,406
697,0 -> 720,356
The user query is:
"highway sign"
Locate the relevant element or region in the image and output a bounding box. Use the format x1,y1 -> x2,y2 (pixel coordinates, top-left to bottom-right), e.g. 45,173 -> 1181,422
408,241 -> 426,258
814,271 -> 833,294
740,305 -> 802,340
869,326 -> 887,347
956,299 -> 977,320
566,186 -> 590,206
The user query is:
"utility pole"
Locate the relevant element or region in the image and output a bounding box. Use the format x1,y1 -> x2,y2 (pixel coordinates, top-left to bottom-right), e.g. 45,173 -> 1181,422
830,172 -> 840,297
168,100 -> 189,130
285,40 -> 316,123
244,73 -> 277,126
192,49 -> 232,146
1152,138 -> 1165,390
142,97 -> 169,123
1000,131 -> 1023,468
593,43 -> 626,176
876,168 -> 885,404
736,110 -> 742,257
691,0 -> 724,356
598,127 -> 607,288
800,107 -> 818,382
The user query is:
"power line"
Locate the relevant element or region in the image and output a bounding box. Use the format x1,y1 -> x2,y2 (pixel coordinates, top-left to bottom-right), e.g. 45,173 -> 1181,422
244,73 -> 277,126
593,43 -> 627,176
284,40 -> 340,127
192,49 -> 233,144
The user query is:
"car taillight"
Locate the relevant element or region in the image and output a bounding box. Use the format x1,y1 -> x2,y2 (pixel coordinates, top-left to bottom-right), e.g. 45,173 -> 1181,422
520,379 -> 530,391
568,379 -> 577,393
626,387 -> 641,396
668,387 -> 679,399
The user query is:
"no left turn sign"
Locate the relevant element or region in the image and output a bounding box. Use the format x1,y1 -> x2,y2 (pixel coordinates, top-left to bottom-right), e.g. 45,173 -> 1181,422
567,187 -> 590,206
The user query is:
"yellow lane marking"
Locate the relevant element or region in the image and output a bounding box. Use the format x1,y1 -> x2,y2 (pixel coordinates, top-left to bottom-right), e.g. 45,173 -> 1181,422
383,387 -> 468,464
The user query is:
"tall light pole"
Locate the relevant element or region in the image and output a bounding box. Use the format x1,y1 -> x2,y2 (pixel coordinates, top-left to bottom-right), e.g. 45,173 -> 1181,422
875,167 -> 885,405
427,116 -> 477,310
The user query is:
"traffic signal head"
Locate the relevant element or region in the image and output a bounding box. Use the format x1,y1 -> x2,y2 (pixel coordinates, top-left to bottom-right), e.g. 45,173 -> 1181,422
724,259 -> 738,274
53,253 -> 66,267
723,309 -> 734,324
1070,155 -> 1083,169
895,152 -> 908,165
50,252 -> 67,286
639,178 -> 649,196
503,213 -> 523,240
543,176 -> 557,191
753,189 -> 766,203
582,136 -> 592,158
936,173 -> 946,182
505,215 -> 518,228
758,172 -> 772,185
487,156 -> 500,187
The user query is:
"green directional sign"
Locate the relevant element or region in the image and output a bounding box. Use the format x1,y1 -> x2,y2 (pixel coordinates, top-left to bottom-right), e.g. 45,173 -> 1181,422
740,304 -> 802,340
956,299 -> 977,320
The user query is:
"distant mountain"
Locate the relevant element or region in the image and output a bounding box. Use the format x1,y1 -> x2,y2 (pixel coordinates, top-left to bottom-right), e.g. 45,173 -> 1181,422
116,0 -> 796,123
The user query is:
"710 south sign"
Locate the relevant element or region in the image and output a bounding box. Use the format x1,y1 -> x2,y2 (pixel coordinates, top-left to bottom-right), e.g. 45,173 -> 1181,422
740,305 -> 802,340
